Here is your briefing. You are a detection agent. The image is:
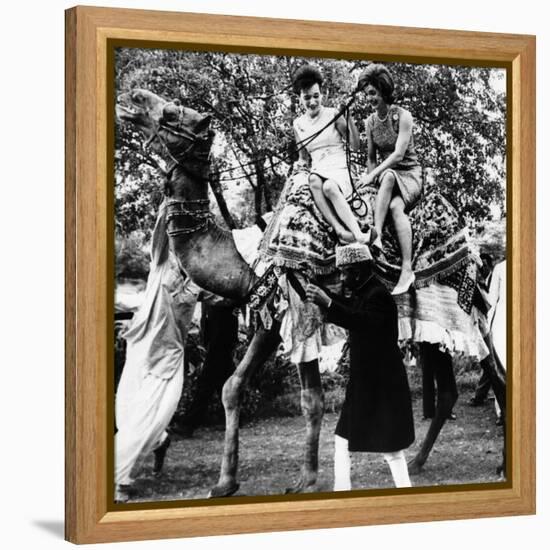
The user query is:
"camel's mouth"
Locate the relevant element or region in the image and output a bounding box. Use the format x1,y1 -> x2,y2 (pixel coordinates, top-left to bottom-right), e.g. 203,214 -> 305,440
115,100 -> 144,122
115,90 -> 167,132
116,103 -> 138,115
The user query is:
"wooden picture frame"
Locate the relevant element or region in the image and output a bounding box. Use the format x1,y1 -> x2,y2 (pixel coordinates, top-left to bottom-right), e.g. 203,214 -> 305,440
65,5 -> 536,544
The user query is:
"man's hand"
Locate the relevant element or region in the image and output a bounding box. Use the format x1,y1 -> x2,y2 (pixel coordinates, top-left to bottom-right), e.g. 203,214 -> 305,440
306,283 -> 331,308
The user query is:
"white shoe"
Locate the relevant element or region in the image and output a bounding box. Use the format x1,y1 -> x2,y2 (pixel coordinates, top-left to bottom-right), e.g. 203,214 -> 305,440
391,273 -> 416,295
371,236 -> 383,252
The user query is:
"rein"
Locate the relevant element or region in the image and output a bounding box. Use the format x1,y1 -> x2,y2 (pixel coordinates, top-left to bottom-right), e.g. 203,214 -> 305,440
212,79 -> 370,184
343,105 -> 369,217
156,79 -> 371,237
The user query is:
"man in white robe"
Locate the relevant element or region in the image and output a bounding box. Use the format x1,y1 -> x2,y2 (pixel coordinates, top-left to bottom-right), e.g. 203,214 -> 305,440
114,203 -> 197,501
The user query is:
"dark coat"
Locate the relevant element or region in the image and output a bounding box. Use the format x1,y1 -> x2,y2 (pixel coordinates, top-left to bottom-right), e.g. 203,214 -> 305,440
327,275 -> 415,452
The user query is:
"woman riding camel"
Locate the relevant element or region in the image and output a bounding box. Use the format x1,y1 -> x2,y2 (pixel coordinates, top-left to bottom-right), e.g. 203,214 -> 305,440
259,64 -> 369,363
358,64 -> 423,295
293,64 -> 371,245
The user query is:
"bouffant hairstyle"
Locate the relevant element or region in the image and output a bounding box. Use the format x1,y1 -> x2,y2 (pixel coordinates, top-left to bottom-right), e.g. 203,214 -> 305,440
292,64 -> 323,95
358,64 -> 395,104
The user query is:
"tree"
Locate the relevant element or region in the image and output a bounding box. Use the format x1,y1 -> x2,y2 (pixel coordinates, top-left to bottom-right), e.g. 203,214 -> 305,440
114,50 -> 506,239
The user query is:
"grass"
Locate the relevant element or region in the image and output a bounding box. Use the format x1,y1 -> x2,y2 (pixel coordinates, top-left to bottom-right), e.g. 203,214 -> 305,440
125,390 -> 504,503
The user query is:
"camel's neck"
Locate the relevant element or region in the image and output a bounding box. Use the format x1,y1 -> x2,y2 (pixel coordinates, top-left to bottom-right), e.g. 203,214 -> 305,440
171,222 -> 255,301
166,169 -> 256,301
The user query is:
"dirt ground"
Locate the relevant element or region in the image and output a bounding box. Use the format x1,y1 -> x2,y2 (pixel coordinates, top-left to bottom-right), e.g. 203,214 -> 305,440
124,393 -> 505,503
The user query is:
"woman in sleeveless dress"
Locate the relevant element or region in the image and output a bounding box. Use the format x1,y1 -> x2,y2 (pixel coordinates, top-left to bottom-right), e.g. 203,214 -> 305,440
293,65 -> 370,245
359,64 -> 423,295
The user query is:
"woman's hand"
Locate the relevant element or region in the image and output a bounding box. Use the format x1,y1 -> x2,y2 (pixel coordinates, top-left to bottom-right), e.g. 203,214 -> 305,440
292,160 -> 309,175
337,103 -> 348,117
306,283 -> 331,308
360,172 -> 376,187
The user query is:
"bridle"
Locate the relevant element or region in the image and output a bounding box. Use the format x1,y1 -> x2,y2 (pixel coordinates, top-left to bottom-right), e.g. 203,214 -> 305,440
145,105 -> 213,183
148,104 -> 215,238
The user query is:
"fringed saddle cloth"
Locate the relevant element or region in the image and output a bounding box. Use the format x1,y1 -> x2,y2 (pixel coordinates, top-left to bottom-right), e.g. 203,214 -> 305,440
258,171 -> 370,277
239,169 -> 490,361
260,169 -> 483,312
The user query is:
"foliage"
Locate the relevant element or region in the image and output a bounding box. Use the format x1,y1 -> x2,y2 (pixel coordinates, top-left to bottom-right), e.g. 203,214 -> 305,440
113,54 -> 506,416
201,332 -> 298,422
114,316 -> 485,422
115,231 -> 150,280
472,219 -> 506,261
156,324 -> 299,424
115,168 -> 165,236
115,49 -> 506,233
115,48 -> 506,421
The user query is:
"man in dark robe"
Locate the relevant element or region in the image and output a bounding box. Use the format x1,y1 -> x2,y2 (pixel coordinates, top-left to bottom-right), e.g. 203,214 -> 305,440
306,242 -> 415,490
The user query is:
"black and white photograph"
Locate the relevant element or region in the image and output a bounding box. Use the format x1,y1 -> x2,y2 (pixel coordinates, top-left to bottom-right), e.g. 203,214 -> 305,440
113,47 -> 507,504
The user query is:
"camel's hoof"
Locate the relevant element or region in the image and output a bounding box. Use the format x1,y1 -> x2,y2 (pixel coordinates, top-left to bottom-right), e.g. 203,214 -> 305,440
284,475 -> 316,494
115,484 -> 136,503
208,482 -> 240,498
408,458 -> 424,476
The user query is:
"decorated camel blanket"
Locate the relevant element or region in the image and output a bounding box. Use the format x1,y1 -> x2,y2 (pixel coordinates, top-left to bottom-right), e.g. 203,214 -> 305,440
234,170 -> 489,362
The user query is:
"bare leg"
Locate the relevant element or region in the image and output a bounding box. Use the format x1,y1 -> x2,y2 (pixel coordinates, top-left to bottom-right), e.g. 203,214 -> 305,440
409,344 -> 458,474
389,196 -> 415,293
373,171 -> 397,249
309,174 -> 353,242
285,359 -> 325,493
209,324 -> 281,497
323,179 -> 369,244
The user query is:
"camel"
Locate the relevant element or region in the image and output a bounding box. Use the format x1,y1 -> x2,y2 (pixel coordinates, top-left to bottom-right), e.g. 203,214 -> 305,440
116,89 -> 506,496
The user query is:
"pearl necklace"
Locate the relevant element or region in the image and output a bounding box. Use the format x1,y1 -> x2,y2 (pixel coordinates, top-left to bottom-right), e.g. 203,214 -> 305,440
376,109 -> 389,122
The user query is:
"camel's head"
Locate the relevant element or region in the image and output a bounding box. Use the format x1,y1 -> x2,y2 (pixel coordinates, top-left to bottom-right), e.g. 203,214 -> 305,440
116,88 -> 167,138
117,88 -> 212,168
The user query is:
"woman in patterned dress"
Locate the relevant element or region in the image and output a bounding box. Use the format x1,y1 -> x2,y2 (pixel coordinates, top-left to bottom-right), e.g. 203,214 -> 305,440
359,64 -> 423,295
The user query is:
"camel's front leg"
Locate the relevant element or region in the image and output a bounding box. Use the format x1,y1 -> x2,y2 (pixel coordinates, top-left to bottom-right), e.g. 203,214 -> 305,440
409,344 -> 458,475
285,360 -> 324,494
208,324 -> 281,498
